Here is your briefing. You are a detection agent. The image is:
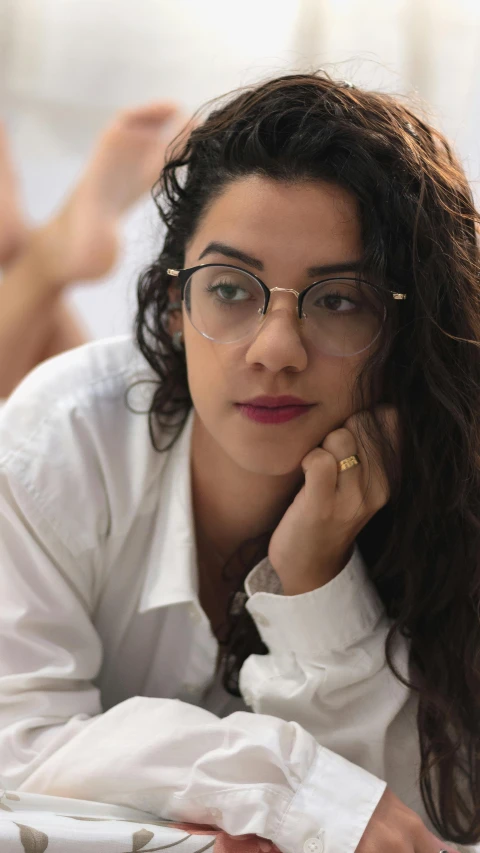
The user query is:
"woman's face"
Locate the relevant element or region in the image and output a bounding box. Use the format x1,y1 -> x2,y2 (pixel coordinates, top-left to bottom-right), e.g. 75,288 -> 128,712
180,175 -> 374,476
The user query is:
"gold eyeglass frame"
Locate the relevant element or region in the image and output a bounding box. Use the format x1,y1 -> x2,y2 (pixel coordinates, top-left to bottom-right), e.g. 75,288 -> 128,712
166,263 -> 407,350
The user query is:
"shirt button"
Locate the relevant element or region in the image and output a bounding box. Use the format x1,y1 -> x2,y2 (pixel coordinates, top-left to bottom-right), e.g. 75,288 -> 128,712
242,689 -> 255,707
188,603 -> 202,624
253,612 -> 270,628
207,807 -> 222,821
303,838 -> 324,853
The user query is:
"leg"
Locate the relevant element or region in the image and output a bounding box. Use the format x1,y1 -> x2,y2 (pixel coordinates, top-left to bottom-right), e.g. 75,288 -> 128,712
28,101 -> 190,363
0,123 -> 28,266
38,300 -> 89,362
42,101 -> 187,284
0,124 -> 83,385
0,101 -> 188,396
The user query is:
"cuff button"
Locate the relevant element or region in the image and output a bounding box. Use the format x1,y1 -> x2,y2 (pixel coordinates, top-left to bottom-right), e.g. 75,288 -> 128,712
253,612 -> 270,628
207,808 -> 222,821
303,838 -> 324,853
242,689 -> 254,707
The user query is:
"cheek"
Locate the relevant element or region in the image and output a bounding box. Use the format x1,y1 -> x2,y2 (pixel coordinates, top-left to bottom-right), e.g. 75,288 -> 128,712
184,333 -> 231,411
314,352 -> 364,400
312,351 -> 375,429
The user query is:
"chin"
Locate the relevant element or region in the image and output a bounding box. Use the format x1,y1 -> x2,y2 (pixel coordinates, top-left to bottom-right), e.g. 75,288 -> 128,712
231,445 -> 305,477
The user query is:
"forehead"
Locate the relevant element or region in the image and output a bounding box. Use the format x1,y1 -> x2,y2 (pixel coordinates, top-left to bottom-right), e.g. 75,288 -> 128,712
187,175 -> 362,266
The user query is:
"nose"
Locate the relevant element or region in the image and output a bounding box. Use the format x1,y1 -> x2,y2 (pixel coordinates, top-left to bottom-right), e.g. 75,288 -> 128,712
244,289 -> 308,372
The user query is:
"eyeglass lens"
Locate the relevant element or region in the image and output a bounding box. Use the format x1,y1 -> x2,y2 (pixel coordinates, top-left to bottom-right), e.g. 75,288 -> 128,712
184,265 -> 385,356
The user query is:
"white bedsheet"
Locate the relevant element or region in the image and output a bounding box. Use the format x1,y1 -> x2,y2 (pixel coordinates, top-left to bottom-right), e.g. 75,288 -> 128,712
0,788 -> 278,853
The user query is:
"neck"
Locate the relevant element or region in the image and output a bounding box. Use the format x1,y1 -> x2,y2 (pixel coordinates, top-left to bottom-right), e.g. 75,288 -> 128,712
190,411 -> 303,571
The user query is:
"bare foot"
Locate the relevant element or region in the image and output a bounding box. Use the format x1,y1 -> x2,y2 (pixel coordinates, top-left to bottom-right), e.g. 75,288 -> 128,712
0,123 -> 28,266
40,102 -> 191,286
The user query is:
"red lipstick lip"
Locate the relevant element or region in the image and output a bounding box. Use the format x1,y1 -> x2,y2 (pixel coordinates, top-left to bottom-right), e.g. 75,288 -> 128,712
237,395 -> 312,408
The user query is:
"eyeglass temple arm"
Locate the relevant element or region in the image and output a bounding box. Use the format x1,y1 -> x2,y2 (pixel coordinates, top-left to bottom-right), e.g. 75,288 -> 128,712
167,268 -> 184,295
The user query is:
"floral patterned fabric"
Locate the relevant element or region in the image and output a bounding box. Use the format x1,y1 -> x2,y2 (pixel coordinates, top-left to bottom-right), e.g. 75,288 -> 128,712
0,789 -> 281,853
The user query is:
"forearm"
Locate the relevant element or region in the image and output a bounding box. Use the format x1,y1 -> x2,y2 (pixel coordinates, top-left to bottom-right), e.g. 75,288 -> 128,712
242,551 -> 411,781
12,697 -> 385,853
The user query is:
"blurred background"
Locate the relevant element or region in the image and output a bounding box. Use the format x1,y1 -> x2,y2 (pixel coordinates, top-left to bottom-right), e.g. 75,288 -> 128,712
1,0 -> 479,340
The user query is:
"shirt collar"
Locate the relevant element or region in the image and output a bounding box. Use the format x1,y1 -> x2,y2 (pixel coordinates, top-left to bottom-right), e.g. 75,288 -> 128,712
138,407 -> 199,613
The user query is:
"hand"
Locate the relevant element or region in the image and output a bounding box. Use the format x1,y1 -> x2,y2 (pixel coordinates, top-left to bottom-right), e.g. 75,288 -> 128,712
268,406 -> 398,596
357,787 -> 458,853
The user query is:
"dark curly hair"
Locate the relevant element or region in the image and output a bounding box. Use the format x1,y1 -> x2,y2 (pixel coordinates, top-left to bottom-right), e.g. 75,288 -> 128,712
133,73 -> 480,844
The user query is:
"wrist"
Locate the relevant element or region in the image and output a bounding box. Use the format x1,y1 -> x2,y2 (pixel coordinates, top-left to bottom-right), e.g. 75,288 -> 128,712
276,545 -> 354,596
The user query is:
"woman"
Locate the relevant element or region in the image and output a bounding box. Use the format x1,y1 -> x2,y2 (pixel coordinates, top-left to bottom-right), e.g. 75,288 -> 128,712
0,73 -> 478,853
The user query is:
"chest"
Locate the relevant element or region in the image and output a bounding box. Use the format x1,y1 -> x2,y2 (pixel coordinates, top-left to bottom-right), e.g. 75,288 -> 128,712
197,551 -> 243,645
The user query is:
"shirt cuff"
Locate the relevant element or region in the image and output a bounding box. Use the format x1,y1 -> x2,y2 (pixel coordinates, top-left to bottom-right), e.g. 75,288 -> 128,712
244,547 -> 385,655
273,745 -> 387,853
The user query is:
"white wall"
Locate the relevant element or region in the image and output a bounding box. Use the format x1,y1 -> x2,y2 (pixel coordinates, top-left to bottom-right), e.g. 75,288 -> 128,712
1,0 -> 479,339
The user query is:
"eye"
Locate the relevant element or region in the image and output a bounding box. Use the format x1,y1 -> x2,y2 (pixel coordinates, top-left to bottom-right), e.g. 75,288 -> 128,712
318,291 -> 358,313
206,281 -> 251,303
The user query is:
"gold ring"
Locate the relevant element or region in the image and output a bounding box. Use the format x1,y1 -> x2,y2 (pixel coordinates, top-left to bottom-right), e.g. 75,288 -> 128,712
337,454 -> 361,473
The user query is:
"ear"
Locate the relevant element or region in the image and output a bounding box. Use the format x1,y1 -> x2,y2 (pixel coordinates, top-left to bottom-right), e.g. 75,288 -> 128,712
166,283 -> 183,336
167,282 -> 181,303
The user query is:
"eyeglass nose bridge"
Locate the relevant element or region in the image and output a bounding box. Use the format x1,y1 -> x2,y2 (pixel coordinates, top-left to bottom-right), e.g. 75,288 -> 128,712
260,286 -> 302,318
270,287 -> 301,297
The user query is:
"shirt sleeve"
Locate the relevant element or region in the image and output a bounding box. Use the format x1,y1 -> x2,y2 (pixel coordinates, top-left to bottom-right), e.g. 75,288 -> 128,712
239,552 -> 413,832
241,551 -> 412,776
0,462 -> 388,853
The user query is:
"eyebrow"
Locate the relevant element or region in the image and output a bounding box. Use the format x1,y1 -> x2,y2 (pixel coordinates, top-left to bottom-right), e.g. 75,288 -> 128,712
197,241 -> 364,278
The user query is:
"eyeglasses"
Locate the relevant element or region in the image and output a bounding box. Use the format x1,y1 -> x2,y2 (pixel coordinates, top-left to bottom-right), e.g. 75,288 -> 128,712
167,263 -> 407,358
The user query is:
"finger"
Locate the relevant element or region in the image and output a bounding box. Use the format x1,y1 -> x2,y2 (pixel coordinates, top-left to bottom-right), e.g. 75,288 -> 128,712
343,407 -> 398,503
300,447 -> 338,515
345,405 -> 399,461
321,427 -> 360,494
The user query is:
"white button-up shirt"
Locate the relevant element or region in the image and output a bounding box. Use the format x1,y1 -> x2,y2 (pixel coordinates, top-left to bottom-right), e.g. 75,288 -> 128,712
0,335 -> 474,853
